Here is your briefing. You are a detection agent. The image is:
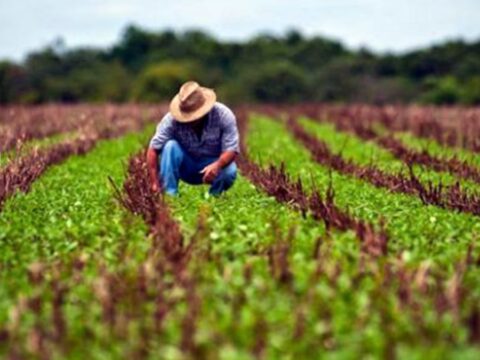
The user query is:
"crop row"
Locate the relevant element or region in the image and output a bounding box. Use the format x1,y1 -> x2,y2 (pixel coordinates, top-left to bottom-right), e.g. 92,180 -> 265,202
246,114 -> 480,262
0,117 -> 327,357
0,148 -> 324,358
0,136 -> 96,209
5,148 -> 479,358
378,135 -> 480,185
236,110 -> 388,257
295,103 -> 480,152
1,106 -> 480,357
0,104 -> 166,153
237,110 -> 480,351
287,116 -> 480,217
0,106 -> 160,210
0,132 -> 75,168
0,128 -> 157,290
294,104 -> 480,187
0,129 -> 157,357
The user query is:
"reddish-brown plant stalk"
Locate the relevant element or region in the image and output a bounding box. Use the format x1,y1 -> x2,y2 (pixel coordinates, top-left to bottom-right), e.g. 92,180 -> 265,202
287,116 -> 480,217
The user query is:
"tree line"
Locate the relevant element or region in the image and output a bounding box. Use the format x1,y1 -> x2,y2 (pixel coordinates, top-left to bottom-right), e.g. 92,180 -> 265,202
1,25 -> 479,105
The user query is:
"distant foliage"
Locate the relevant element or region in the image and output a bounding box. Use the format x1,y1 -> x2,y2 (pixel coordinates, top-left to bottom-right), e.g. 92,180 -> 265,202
247,61 -> 310,103
131,61 -> 198,102
0,25 -> 479,105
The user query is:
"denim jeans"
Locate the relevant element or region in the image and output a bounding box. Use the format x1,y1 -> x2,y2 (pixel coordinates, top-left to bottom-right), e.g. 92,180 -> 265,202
159,140 -> 237,196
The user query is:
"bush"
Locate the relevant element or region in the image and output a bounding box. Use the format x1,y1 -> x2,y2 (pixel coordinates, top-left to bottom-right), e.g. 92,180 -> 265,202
461,76 -> 480,105
421,76 -> 463,105
0,62 -> 30,104
131,61 -> 199,102
246,61 -> 311,103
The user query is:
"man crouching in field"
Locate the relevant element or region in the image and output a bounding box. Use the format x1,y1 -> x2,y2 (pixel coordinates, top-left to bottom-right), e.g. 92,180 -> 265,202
147,81 -> 239,196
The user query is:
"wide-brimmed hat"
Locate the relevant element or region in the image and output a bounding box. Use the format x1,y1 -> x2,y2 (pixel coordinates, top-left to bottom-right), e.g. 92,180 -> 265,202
169,81 -> 216,122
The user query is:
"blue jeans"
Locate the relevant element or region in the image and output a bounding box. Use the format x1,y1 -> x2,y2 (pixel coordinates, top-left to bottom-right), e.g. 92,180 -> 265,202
159,140 -> 237,196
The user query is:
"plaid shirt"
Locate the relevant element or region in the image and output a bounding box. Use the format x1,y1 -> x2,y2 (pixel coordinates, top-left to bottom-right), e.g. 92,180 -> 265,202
149,102 -> 240,159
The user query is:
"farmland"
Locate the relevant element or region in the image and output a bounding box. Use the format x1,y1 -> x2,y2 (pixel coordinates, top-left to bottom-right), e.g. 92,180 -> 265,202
0,103 -> 480,359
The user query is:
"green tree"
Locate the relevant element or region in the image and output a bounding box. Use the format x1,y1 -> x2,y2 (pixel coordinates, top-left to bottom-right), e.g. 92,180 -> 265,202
292,36 -> 347,69
131,61 -> 199,102
0,61 -> 30,103
461,76 -> 480,105
1,26 -> 479,105
110,25 -> 156,71
312,57 -> 361,101
421,76 -> 463,105
245,61 -> 311,103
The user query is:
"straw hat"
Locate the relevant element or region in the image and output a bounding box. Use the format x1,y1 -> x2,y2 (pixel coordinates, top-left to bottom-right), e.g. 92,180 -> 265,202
169,81 -> 217,122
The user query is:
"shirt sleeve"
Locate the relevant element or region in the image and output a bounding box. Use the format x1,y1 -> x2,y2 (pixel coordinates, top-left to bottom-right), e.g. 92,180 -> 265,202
220,106 -> 240,154
149,113 -> 174,151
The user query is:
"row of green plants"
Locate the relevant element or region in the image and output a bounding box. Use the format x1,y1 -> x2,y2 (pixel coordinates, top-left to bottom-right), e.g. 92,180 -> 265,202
0,132 -> 76,168
4,153 -> 477,358
247,115 -> 480,263
294,117 -> 480,219
0,126 -> 156,320
397,131 -> 480,170
0,121 -> 339,357
1,111 -> 480,358
299,118 -> 480,192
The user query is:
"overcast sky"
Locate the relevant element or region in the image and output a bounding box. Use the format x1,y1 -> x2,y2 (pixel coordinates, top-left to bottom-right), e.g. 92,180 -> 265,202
1,0 -> 479,61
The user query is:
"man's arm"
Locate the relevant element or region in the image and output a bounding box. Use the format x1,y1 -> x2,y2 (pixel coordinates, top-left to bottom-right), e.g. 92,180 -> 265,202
147,114 -> 174,191
217,150 -> 237,168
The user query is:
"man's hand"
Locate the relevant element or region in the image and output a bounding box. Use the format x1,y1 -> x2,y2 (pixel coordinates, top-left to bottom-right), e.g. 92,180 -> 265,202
200,161 -> 221,184
151,180 -> 160,193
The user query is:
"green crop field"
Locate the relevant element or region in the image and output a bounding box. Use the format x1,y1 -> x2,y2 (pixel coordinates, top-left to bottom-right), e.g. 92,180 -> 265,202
0,104 -> 479,359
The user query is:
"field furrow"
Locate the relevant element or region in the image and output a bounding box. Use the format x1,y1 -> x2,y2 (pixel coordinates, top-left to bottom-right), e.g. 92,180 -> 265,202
108,149 -> 480,358
1,150 -> 357,357
236,111 -> 388,257
290,117 -> 480,217
297,116 -> 480,191
2,106 -> 480,358
0,136 -> 97,209
0,126 -> 156,277
397,131 -> 480,169
0,104 -> 166,153
296,104 -> 480,153
302,107 -> 480,187
0,131 -> 77,168
247,114 -> 480,262
0,108 -> 159,210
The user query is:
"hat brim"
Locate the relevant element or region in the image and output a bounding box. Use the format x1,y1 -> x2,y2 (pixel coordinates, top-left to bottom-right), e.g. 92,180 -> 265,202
169,87 -> 217,123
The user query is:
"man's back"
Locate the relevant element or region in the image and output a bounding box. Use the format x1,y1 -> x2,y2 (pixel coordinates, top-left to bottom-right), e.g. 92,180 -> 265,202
149,102 -> 240,159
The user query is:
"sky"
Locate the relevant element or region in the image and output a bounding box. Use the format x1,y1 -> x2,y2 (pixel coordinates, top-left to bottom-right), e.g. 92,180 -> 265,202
1,0 -> 479,61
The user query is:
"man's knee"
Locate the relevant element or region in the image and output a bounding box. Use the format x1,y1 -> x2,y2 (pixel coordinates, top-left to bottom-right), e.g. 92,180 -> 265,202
221,162 -> 237,184
162,139 -> 182,155
160,140 -> 184,171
